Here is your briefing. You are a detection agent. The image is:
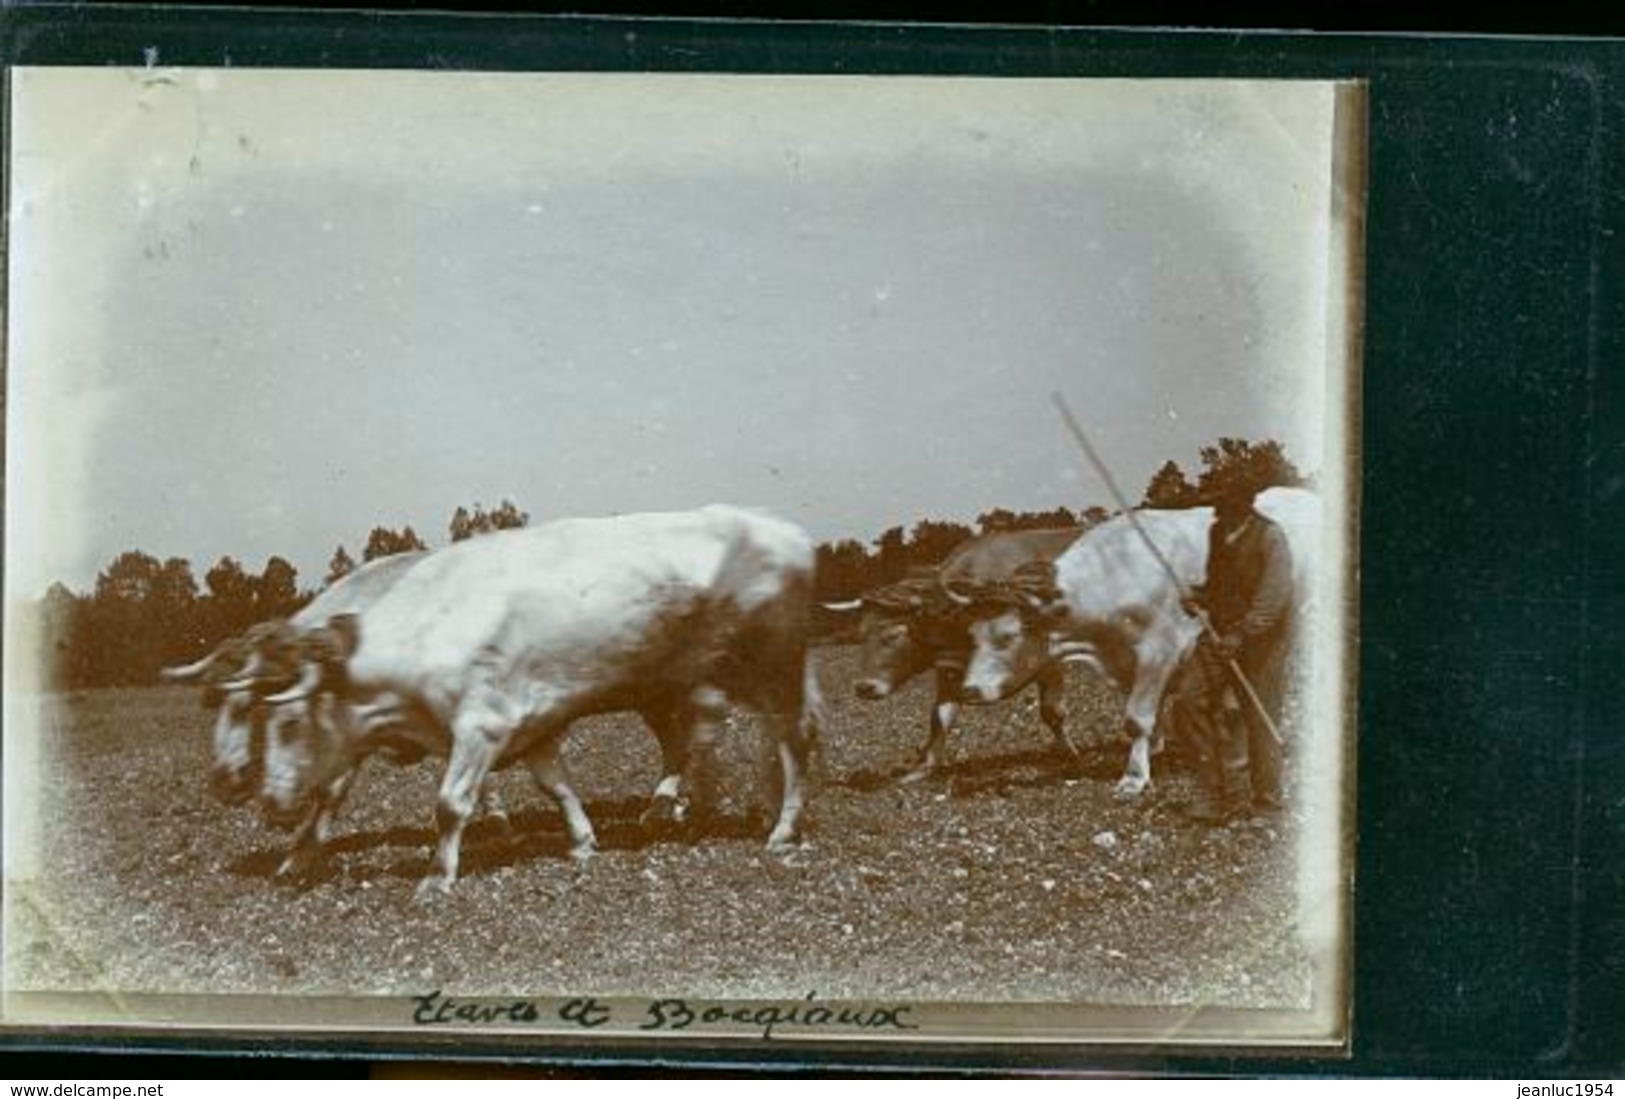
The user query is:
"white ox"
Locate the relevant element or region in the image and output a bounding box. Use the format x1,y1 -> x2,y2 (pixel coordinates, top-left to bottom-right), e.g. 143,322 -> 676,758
957,488 -> 1319,795
163,553 -> 509,877
165,552 -> 428,802
251,505 -> 824,899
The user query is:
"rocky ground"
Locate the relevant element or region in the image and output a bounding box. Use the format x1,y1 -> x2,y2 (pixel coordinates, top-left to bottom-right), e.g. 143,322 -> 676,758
6,647 -> 1330,1026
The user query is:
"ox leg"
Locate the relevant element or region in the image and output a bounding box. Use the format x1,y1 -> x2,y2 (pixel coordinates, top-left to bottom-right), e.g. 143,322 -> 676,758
681,686 -> 725,821
764,692 -> 821,851
525,736 -> 598,865
1118,734 -> 1154,798
640,710 -> 692,828
277,765 -> 359,880
900,670 -> 960,785
1036,664 -> 1084,772
476,781 -> 514,839
419,718 -> 506,900
767,741 -> 805,850
639,688 -> 724,829
1115,658 -> 1178,798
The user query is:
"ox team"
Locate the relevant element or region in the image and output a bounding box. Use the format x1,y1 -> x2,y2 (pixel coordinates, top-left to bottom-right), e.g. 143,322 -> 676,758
838,483 -> 1312,814
170,488 -> 1311,899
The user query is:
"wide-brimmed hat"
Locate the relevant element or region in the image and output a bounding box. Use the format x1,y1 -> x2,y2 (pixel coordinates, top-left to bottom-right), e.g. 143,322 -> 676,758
1194,474 -> 1266,507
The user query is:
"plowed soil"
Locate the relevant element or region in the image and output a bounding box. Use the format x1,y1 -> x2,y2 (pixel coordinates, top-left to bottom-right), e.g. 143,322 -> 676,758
6,647 -> 1320,1011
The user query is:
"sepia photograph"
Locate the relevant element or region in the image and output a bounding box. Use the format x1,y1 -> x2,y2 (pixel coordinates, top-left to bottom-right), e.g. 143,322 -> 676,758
4,67 -> 1362,1053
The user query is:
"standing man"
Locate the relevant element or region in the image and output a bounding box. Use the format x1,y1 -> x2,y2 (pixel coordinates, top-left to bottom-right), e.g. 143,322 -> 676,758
1176,477 -> 1296,825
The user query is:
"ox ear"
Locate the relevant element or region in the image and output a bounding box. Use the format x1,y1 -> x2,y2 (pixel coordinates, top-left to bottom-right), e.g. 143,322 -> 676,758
305,612 -> 361,664
330,612 -> 361,657
264,615 -> 361,706
854,579 -> 923,615
1012,558 -> 1058,586
243,618 -> 290,645
1012,560 -> 1060,596
1007,560 -> 1065,620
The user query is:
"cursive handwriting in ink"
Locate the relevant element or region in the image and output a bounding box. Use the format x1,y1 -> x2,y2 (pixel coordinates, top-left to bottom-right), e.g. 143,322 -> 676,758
558,997 -> 612,1028
411,989 -> 543,1026
640,992 -> 918,1041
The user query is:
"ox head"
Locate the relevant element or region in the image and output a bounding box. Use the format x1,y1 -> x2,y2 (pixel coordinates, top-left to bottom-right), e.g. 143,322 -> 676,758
169,617 -> 352,825
845,570 -> 969,701
162,623 -> 297,805
954,560 -> 1069,703
243,614 -> 362,828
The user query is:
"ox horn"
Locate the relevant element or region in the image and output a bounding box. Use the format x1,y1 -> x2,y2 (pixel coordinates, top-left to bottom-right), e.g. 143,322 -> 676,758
264,660 -> 324,706
215,651 -> 267,694
161,649 -> 225,682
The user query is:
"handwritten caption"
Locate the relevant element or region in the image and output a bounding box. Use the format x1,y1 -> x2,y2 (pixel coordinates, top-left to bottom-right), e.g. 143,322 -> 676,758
410,989 -> 917,1041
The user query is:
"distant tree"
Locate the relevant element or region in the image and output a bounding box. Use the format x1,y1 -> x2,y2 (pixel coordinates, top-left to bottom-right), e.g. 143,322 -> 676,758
491,499 -> 530,531
44,549 -> 311,688
326,544 -> 357,586
88,553 -> 155,684
975,507 -> 1019,536
448,506 -> 474,543
363,525 -> 428,562
205,556 -> 253,603
907,519 -> 974,568
1143,460 -> 1199,508
38,582 -> 87,688
1010,506 -> 1079,531
257,556 -> 300,618
155,557 -> 199,606
976,506 -> 1080,534
1081,505 -> 1111,528
1194,438 -> 1305,499
95,550 -> 165,603
449,498 -> 530,542
204,556 -> 259,640
815,538 -> 873,602
152,557 -> 201,662
872,526 -> 908,586
83,550 -> 201,684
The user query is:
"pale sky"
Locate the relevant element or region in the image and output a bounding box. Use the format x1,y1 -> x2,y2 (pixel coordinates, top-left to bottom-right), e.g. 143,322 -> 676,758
8,69 -> 1348,597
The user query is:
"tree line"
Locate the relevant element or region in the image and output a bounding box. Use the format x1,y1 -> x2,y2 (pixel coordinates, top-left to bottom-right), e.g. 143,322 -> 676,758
30,440 -> 1303,689
36,499 -> 530,689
